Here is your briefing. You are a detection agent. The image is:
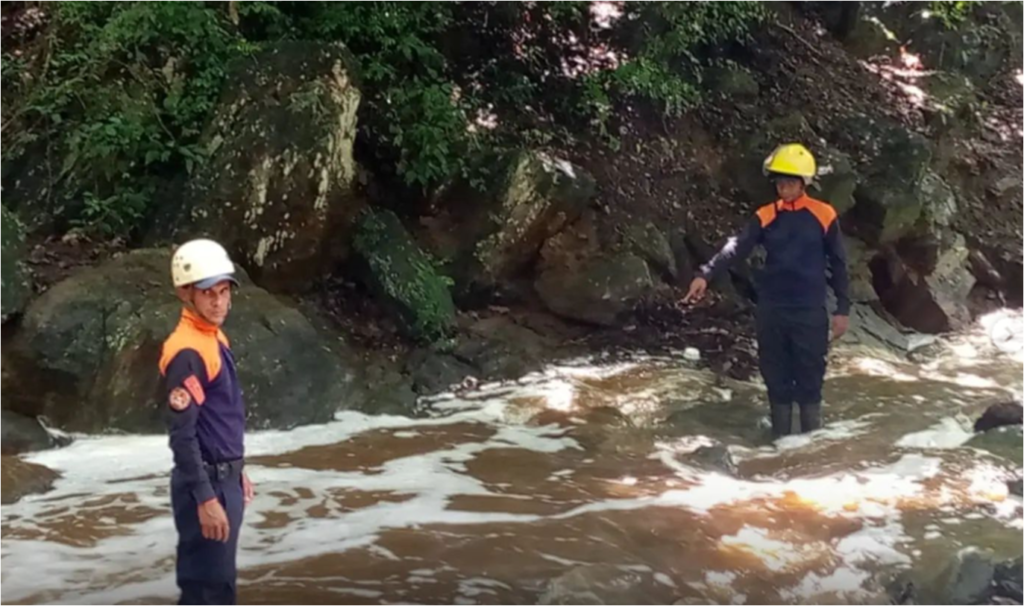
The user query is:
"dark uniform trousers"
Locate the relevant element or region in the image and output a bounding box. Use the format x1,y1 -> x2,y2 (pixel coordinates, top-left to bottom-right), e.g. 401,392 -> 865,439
756,305 -> 829,437
171,461 -> 245,605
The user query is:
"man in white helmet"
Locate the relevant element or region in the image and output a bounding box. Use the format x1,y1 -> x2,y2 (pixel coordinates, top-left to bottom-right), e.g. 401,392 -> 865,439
159,238 -> 253,604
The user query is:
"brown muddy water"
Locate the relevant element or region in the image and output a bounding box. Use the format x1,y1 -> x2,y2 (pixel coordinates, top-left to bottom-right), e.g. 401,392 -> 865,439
2,311 -> 1021,605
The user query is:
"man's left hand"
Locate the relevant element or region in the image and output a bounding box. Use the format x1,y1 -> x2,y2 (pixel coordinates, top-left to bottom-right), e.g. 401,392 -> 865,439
831,315 -> 849,341
242,471 -> 255,506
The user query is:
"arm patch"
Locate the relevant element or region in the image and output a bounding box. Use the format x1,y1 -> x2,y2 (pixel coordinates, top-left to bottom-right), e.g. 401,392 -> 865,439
169,387 -> 192,411
183,375 -> 206,406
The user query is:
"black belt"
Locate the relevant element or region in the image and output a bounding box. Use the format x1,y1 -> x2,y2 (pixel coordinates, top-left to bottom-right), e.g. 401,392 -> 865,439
203,458 -> 244,481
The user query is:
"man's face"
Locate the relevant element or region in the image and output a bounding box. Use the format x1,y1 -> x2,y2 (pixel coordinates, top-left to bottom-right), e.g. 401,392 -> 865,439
774,177 -> 804,202
180,281 -> 233,326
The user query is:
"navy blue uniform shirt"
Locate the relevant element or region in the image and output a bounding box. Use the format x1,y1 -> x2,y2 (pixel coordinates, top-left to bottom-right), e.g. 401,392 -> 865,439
701,194 -> 850,315
160,308 -> 246,504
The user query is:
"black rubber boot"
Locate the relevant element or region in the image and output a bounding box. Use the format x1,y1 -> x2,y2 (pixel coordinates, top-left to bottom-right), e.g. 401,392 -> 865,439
770,402 -> 794,438
799,402 -> 822,433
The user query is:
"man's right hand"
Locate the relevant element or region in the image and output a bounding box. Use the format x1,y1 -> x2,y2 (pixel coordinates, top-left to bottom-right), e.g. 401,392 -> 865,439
681,277 -> 709,304
198,498 -> 230,543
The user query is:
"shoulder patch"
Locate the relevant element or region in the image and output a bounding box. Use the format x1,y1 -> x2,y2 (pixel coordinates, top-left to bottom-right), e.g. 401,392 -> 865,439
803,198 -> 837,232
756,203 -> 778,228
169,387 -> 192,411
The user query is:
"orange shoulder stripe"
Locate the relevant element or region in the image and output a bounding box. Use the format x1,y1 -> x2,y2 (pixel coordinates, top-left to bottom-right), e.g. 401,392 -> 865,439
803,197 -> 837,232
755,203 -> 778,228
159,325 -> 223,381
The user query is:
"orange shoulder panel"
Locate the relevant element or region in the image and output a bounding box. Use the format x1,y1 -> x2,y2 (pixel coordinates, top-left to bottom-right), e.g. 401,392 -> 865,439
159,324 -> 223,381
755,203 -> 778,228
803,197 -> 837,232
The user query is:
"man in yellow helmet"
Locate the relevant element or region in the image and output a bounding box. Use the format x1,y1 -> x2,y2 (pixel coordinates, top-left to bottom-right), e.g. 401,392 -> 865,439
683,144 -> 850,438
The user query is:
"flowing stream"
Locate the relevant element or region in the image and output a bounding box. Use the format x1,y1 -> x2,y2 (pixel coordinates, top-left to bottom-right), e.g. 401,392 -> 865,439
2,311 -> 1022,605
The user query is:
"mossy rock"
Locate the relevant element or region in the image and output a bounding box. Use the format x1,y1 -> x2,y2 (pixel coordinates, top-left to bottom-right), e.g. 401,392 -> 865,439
4,249 -> 356,433
353,208 -> 456,342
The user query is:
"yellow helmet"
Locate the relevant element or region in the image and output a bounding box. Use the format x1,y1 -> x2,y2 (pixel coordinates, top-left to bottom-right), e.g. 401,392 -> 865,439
762,143 -> 816,184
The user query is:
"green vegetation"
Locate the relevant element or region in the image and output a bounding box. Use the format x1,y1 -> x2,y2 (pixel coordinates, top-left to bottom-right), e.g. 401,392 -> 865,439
3,1 -> 768,237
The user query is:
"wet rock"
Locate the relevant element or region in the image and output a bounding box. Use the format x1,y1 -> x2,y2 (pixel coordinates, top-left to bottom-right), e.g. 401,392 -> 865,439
1,456 -> 59,504
840,116 -> 932,244
625,221 -> 677,281
870,233 -> 975,334
352,208 -> 456,342
1,205 -> 32,321
841,303 -> 936,353
1008,478 -> 1023,497
538,564 -> 660,605
405,348 -> 477,395
455,150 -> 596,293
933,548 -> 997,606
454,315 -> 559,380
536,253 -> 653,326
182,42 -> 365,293
989,557 -> 1023,605
4,249 -> 358,433
686,444 -> 738,475
1,410 -> 66,455
974,401 -> 1023,433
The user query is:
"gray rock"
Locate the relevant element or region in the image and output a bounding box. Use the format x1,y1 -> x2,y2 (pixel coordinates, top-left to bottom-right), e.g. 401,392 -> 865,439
536,253 -> 653,326
183,42 -> 365,293
4,249 -> 357,433
871,233 -> 975,333
966,425 -> 1023,463
974,401 -> 1023,432
1,410 -> 66,455
465,151 -> 596,291
934,548 -> 997,606
625,221 -> 677,281
686,444 -> 738,476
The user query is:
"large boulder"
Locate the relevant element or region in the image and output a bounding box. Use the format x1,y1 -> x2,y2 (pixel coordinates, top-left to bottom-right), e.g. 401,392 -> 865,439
870,233 -> 975,333
3,249 -> 357,433
535,252 -> 653,326
449,151 -> 596,293
840,116 -> 933,244
624,220 -> 677,281
352,209 -> 456,342
183,42 -> 365,293
1,410 -> 65,455
812,147 -> 859,215
1,205 -> 32,321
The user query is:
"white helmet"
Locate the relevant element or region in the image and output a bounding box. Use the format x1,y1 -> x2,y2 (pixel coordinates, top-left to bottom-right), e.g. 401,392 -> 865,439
171,239 -> 238,288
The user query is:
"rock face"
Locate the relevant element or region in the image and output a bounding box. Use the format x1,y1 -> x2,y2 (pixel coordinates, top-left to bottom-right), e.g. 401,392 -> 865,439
3,249 -> 357,433
352,208 -> 456,341
185,41 -> 365,293
1,205 -> 32,321
840,116 -> 933,244
869,233 -> 975,333
443,151 -> 596,295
